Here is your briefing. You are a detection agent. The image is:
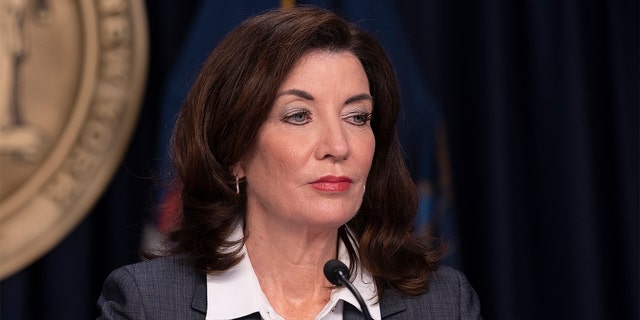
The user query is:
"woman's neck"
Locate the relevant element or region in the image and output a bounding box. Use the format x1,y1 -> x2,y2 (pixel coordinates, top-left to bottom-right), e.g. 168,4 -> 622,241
244,217 -> 339,319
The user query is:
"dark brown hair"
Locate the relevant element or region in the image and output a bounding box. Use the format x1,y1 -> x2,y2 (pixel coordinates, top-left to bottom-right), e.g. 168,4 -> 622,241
168,6 -> 442,296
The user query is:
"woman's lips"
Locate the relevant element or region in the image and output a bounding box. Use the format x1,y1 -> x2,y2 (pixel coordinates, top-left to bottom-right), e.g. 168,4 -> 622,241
311,175 -> 352,192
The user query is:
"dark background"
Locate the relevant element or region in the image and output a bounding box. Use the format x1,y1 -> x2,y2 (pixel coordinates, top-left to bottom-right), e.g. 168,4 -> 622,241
1,1 -> 638,319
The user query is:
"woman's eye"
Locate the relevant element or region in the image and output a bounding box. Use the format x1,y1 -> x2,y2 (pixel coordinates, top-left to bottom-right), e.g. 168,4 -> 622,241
345,112 -> 372,126
283,110 -> 311,125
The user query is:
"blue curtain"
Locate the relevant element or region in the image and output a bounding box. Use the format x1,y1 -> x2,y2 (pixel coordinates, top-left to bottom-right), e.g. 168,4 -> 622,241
1,1 -> 637,319
402,1 -> 638,319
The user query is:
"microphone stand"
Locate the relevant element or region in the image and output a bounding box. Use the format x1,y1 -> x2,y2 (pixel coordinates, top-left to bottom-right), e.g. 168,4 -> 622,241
324,259 -> 374,320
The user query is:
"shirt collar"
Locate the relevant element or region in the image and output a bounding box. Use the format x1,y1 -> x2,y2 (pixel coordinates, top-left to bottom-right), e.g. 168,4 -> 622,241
329,238 -> 381,319
206,225 -> 259,319
206,224 -> 381,320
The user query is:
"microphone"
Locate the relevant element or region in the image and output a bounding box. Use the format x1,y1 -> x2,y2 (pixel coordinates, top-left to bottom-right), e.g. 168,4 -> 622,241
323,259 -> 373,320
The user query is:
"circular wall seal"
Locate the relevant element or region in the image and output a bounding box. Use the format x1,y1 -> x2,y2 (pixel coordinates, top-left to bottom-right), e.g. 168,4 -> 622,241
0,0 -> 148,279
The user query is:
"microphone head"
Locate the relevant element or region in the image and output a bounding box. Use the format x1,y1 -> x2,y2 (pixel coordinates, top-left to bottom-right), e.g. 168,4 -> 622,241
323,259 -> 350,286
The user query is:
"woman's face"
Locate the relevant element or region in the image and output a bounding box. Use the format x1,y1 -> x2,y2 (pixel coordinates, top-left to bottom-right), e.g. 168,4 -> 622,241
236,50 -> 375,231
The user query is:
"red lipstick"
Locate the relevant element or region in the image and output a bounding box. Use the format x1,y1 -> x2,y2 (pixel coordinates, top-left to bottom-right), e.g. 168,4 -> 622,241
311,175 -> 352,192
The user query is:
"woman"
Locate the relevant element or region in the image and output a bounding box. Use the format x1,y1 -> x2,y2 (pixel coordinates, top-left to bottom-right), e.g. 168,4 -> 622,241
98,6 -> 481,319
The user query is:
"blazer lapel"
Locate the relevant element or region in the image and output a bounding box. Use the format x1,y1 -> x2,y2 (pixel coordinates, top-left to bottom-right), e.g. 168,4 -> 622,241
192,272 -> 208,314
342,288 -> 407,319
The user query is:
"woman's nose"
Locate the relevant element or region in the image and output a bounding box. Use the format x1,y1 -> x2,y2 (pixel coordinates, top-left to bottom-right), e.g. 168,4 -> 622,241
315,120 -> 350,161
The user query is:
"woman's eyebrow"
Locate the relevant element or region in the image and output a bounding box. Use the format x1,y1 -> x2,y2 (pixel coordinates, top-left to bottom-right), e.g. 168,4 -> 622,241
345,93 -> 373,105
276,89 -> 314,100
276,90 -> 372,105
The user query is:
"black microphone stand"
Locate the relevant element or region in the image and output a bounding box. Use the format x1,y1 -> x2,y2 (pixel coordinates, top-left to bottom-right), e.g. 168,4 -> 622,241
323,259 -> 374,320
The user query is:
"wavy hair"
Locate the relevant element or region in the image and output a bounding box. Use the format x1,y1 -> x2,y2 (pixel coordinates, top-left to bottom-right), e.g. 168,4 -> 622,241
168,6 -> 443,296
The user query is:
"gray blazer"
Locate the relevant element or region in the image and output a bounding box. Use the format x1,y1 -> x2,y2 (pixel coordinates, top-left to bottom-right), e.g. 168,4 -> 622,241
97,255 -> 482,319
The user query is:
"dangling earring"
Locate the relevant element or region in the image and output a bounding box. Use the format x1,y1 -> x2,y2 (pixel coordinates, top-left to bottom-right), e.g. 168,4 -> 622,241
235,176 -> 240,194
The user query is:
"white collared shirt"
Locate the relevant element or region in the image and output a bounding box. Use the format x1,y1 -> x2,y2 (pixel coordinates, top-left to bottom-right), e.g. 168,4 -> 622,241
206,224 -> 381,320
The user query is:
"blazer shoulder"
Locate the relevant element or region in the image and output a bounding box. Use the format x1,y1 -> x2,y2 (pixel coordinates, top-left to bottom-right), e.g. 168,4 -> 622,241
423,265 -> 482,319
381,265 -> 482,319
429,265 -> 474,292
120,254 -> 196,280
97,254 -> 206,319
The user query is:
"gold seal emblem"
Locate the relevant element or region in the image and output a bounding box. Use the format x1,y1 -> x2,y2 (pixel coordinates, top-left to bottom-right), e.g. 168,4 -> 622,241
0,0 -> 148,279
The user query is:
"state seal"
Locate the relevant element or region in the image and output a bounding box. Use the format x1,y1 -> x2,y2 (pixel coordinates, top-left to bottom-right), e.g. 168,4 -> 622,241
0,0 -> 148,279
